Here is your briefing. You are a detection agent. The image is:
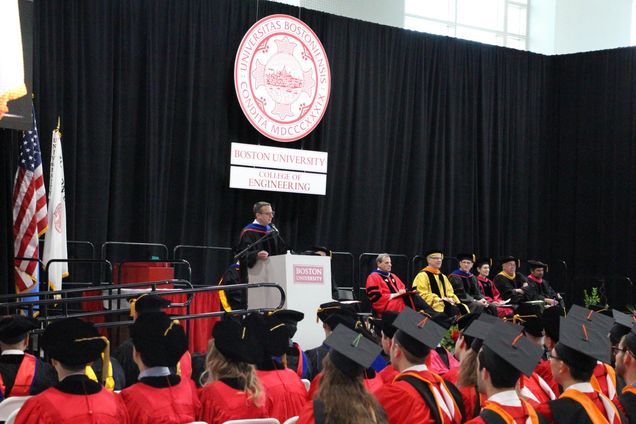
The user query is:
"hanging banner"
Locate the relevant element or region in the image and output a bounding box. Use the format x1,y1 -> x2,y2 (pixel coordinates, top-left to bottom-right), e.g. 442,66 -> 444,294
234,14 -> 331,142
229,166 -> 327,195
231,142 -> 327,173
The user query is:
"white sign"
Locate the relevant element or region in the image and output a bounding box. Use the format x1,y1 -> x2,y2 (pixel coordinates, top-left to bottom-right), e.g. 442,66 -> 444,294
230,165 -> 327,195
231,142 -> 327,173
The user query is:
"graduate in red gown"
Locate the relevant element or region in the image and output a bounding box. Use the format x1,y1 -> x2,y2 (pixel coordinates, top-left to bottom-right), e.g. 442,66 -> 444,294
444,313 -> 491,421
112,294 -> 192,388
536,305 -> 565,397
374,308 -> 464,424
510,303 -> 558,407
296,325 -> 387,424
198,316 -> 269,424
15,318 -> 130,424
465,319 -> 545,424
535,306 -> 625,423
615,326 -> 636,422
373,312 -> 400,385
120,311 -> 200,423
248,312 -> 308,422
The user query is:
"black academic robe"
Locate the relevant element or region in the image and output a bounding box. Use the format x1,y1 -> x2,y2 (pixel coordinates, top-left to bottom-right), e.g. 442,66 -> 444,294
218,264 -> 246,311
111,338 -> 137,388
305,343 -> 329,381
91,355 -> 126,390
493,272 -> 528,303
524,276 -> 559,302
0,353 -> 57,397
235,223 -> 286,283
619,388 -> 636,423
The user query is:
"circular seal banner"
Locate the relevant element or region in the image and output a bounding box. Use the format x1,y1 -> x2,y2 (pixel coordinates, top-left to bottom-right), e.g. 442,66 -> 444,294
234,14 -> 331,142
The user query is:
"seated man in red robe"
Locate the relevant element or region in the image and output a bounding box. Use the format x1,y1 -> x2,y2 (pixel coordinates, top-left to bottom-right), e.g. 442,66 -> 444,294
375,307 -> 464,423
366,253 -> 420,317
466,319 -> 545,423
15,318 -> 130,424
120,311 -> 200,423
535,306 -> 625,423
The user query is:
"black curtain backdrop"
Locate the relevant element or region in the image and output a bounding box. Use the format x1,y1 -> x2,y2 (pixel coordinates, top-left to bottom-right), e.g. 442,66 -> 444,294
0,0 -> 633,300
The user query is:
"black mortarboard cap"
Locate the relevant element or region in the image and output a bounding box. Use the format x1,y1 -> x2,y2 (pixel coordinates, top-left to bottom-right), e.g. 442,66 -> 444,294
424,249 -> 444,258
268,309 -> 304,339
129,294 -> 171,318
248,313 -> 289,357
41,318 -> 106,365
475,258 -> 492,268
610,310 -> 635,344
483,319 -> 543,377
541,306 -> 565,341
499,256 -> 518,265
130,311 -> 187,367
393,308 -> 447,357
0,316 -> 38,344
213,316 -> 261,364
558,314 -> 611,364
463,313 -> 497,343
380,311 -> 399,339
613,310 -> 636,330
456,253 -> 476,263
567,304 -> 614,334
512,303 -> 544,338
325,325 -> 381,377
527,260 -> 548,271
316,302 -> 358,330
311,246 -> 332,257
457,313 -> 479,332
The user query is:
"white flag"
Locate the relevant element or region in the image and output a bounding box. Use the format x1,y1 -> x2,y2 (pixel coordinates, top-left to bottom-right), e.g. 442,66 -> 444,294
43,127 -> 68,291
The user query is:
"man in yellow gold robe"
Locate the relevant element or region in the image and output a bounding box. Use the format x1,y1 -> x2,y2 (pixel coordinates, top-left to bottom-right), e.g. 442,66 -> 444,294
412,249 -> 468,318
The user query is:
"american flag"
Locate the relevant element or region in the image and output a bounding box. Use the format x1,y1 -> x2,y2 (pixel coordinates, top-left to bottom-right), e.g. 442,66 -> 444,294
13,111 -> 48,293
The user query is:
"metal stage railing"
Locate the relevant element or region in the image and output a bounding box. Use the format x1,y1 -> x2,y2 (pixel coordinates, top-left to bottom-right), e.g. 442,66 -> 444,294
0,281 -> 286,329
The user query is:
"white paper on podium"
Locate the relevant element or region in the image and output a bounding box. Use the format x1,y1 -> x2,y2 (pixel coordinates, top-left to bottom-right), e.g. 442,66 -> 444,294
248,252 -> 333,349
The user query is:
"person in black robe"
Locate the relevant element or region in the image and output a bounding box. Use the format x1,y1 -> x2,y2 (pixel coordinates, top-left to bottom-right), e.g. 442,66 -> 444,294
217,262 -> 246,312
305,301 -> 359,380
0,315 -> 57,398
492,256 -> 528,304
524,260 -> 562,306
234,201 -> 287,285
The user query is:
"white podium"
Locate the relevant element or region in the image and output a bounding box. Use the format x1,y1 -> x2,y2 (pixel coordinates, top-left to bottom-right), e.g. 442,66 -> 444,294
248,252 -> 333,349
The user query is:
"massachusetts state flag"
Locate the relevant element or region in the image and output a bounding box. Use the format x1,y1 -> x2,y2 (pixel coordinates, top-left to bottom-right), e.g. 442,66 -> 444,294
12,108 -> 47,293
43,126 -> 68,291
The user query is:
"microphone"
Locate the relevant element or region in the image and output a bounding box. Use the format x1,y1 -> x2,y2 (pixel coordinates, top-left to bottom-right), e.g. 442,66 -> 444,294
270,223 -> 279,234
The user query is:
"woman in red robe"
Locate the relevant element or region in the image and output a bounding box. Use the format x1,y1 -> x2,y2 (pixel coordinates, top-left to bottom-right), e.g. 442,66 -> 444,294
297,325 -> 387,424
198,318 -> 268,424
475,259 -> 513,318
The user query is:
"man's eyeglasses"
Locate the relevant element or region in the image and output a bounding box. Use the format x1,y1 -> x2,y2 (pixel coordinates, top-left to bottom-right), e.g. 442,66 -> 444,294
612,346 -> 631,356
258,211 -> 275,216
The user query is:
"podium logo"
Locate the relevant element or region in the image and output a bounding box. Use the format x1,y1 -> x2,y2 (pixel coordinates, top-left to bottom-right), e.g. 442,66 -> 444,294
294,265 -> 324,284
234,14 -> 331,142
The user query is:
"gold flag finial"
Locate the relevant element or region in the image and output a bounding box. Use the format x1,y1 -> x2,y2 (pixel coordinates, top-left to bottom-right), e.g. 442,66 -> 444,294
56,116 -> 61,131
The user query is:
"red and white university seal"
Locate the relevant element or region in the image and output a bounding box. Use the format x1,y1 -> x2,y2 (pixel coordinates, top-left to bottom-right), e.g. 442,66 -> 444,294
234,14 -> 331,142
